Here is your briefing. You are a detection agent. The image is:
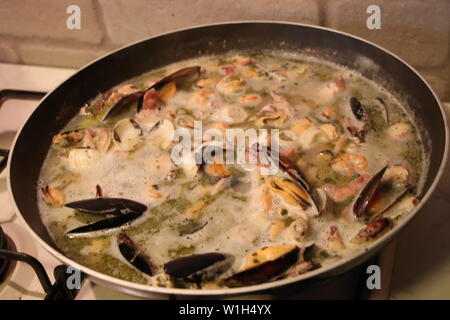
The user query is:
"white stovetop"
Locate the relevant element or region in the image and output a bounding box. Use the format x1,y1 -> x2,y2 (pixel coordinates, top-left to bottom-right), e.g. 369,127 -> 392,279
0,63 -> 449,300
0,63 -> 140,300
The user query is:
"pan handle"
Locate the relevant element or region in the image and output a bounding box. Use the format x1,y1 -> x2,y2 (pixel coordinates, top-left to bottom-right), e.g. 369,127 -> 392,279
0,149 -> 8,174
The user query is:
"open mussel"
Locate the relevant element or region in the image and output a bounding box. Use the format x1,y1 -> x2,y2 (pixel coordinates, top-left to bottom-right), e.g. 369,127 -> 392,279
65,197 -> 147,216
117,233 -> 154,276
101,91 -> 144,122
102,66 -> 200,121
353,165 -> 414,220
353,166 -> 388,218
223,245 -> 299,287
164,252 -> 234,283
260,145 -> 323,215
136,66 -> 201,112
259,144 -> 311,193
150,66 -> 201,91
268,177 -> 310,210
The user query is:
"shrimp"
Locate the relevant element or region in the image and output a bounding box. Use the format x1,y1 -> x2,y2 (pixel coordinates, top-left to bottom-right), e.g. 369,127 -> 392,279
331,153 -> 368,176
387,122 -> 412,139
323,174 -> 370,202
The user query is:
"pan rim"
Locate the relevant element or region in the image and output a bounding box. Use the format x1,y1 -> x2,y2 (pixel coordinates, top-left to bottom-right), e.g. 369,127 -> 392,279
6,20 -> 449,297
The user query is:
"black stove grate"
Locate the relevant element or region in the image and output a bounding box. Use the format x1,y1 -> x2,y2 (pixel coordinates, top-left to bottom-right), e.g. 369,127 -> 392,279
0,226 -> 11,281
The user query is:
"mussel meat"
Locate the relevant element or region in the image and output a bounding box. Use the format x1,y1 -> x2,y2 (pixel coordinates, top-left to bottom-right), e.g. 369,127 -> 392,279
52,129 -> 85,148
267,177 -> 310,210
223,245 -> 299,287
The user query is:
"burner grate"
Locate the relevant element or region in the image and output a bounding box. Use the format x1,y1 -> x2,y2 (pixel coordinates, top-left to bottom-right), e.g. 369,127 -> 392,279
0,226 -> 11,281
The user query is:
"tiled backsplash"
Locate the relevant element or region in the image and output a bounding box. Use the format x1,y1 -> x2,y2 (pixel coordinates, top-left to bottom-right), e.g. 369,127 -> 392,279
0,0 -> 449,99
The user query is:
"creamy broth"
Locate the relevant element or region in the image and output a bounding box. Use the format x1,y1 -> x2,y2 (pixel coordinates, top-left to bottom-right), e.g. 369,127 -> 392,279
38,52 -> 426,289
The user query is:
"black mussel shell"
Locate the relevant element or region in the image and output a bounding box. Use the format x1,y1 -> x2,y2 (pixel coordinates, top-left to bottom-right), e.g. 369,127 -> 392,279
350,97 -> 368,122
223,246 -> 300,287
66,211 -> 142,238
353,166 -> 388,218
65,197 -> 147,216
164,252 -> 233,283
117,233 -> 154,276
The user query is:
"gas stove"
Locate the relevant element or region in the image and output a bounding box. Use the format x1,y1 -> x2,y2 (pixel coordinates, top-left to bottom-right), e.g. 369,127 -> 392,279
0,62 -> 398,300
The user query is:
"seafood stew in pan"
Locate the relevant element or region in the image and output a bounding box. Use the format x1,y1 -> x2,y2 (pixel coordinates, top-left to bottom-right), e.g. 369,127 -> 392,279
38,52 -> 427,289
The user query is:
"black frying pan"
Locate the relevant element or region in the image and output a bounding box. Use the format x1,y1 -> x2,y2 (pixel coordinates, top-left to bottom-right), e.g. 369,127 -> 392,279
3,22 -> 448,298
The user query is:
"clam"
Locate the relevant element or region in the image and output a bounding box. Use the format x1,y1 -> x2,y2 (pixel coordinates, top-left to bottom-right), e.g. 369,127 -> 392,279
175,114 -> 195,129
67,147 -> 101,172
148,119 -> 175,150
351,217 -> 393,244
65,197 -> 148,216
113,118 -> 143,151
210,105 -> 248,125
327,226 -> 346,251
267,177 -> 310,210
316,150 -> 334,162
350,97 -> 368,122
346,97 -> 369,141
216,75 -> 246,96
289,218 -> 309,242
311,187 -> 329,214
117,233 -> 154,276
255,112 -> 287,127
82,128 -> 112,153
223,245 -> 299,287
254,63 -> 287,83
375,97 -> 389,124
164,252 -> 234,283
